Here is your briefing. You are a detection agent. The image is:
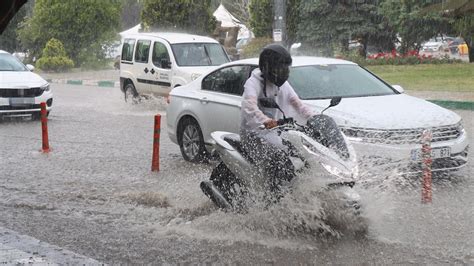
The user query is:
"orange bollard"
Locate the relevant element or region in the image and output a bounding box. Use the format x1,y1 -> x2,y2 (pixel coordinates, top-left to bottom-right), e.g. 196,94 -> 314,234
421,130 -> 432,204
40,102 -> 50,153
151,114 -> 161,172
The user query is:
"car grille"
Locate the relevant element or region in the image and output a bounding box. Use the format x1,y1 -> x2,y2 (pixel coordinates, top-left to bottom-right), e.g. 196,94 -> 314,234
0,104 -> 42,110
0,88 -> 43,98
341,123 -> 462,144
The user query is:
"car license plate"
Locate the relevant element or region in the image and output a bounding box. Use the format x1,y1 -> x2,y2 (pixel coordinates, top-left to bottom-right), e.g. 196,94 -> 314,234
410,147 -> 451,161
9,98 -> 35,106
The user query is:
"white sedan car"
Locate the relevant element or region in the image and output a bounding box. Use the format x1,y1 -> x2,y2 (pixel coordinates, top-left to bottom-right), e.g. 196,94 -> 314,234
0,50 -> 52,120
166,57 -> 468,173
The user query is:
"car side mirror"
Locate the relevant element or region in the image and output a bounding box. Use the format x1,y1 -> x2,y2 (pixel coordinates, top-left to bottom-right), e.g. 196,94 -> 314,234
26,64 -> 35,71
161,59 -> 171,69
392,85 -> 404,94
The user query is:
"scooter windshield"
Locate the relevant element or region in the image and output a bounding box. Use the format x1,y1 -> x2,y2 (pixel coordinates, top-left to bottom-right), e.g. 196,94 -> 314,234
306,114 -> 350,159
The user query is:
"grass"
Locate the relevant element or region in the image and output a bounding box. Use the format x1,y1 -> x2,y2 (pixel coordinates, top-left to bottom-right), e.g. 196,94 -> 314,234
366,63 -> 474,92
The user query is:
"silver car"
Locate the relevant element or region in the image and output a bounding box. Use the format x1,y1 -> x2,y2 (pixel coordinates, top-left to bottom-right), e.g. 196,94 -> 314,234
166,56 -> 468,173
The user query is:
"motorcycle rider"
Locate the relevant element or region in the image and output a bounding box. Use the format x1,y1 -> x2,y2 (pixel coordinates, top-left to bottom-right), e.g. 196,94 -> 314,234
240,44 -> 315,197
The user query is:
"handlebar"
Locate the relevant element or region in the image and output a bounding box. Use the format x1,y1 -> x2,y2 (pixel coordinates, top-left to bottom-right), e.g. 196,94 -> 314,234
277,117 -> 294,126
258,117 -> 306,132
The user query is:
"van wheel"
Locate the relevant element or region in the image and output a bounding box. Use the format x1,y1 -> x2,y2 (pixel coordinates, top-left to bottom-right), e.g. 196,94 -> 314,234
178,117 -> 206,162
124,83 -> 140,104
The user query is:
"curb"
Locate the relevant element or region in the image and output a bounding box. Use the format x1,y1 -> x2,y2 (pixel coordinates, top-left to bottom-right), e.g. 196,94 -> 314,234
45,78 -> 474,110
428,100 -> 474,111
46,78 -> 119,88
0,227 -> 100,264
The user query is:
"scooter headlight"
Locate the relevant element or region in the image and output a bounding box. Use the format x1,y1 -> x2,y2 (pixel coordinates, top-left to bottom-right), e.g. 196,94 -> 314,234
321,162 -> 351,179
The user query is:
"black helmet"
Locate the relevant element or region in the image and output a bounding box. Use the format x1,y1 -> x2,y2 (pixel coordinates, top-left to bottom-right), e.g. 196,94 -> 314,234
259,44 -> 292,87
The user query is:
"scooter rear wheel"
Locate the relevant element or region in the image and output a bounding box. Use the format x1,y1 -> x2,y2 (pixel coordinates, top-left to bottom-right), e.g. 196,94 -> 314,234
210,162 -> 246,209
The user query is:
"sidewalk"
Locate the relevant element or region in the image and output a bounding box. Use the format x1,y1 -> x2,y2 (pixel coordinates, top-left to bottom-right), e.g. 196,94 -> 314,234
0,227 -> 100,264
40,69 -> 474,110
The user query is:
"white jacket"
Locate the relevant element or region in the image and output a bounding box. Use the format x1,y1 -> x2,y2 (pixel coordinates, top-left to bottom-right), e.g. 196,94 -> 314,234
240,68 -> 315,134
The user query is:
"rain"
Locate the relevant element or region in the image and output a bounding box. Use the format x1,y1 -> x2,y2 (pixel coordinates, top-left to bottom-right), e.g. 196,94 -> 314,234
0,0 -> 473,264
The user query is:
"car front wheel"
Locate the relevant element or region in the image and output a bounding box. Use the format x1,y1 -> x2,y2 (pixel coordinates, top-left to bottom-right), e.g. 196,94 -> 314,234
178,117 -> 206,162
124,83 -> 140,104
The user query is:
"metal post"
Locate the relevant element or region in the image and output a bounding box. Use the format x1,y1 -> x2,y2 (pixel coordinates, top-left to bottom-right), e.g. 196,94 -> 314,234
40,102 -> 50,153
273,0 -> 286,46
421,130 -> 432,204
151,114 -> 161,172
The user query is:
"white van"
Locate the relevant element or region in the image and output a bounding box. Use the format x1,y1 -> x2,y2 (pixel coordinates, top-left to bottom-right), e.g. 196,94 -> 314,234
119,32 -> 230,101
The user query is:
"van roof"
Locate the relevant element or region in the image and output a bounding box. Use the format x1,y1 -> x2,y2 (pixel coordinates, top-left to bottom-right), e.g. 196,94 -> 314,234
122,32 -> 219,44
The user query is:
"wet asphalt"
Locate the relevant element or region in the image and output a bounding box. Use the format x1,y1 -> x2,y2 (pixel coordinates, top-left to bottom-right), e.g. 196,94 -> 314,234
0,84 -> 472,264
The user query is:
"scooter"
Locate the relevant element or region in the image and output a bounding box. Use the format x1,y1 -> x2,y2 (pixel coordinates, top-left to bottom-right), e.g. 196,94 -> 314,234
200,97 -> 362,218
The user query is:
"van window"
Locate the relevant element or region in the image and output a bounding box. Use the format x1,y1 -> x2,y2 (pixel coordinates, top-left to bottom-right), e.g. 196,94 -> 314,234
121,38 -> 135,61
135,40 -> 151,63
171,43 -> 229,67
152,42 -> 170,68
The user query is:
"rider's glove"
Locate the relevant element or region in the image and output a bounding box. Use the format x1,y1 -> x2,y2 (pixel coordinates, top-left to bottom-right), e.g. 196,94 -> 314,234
263,119 -> 278,129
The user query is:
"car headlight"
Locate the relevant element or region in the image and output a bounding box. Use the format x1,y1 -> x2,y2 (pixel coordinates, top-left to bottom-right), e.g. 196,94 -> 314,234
40,83 -> 50,92
191,73 -> 201,81
458,120 -> 465,134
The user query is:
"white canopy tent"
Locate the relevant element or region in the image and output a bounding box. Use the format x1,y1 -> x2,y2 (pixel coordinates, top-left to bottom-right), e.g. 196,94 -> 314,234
119,24 -> 141,39
212,4 -> 253,40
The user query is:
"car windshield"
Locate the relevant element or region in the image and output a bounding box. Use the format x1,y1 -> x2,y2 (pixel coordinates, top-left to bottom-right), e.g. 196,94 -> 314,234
0,53 -> 28,71
288,64 -> 396,99
171,43 -> 229,66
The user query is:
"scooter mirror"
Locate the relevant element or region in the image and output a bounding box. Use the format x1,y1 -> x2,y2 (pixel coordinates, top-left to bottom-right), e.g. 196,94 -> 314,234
321,97 -> 342,114
329,97 -> 342,107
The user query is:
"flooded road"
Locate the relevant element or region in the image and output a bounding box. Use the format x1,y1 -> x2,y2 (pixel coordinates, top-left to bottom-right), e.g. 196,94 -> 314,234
0,84 -> 472,264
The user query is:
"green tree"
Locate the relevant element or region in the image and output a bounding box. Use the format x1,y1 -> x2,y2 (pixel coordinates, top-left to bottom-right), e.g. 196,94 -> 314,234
286,0 -> 302,47
0,1 -> 34,53
297,0 -> 395,57
380,0 -> 450,54
36,38 -> 74,72
141,0 -> 216,35
248,0 -> 273,38
247,0 -> 301,47
121,0 -> 143,31
18,0 -> 121,66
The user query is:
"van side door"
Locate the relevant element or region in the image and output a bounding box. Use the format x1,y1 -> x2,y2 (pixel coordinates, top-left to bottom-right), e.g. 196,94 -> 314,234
150,40 -> 172,96
133,39 -> 152,94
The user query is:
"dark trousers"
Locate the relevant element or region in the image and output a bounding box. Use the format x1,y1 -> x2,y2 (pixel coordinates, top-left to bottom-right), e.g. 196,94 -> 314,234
241,130 -> 295,195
